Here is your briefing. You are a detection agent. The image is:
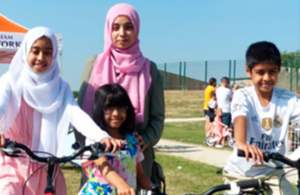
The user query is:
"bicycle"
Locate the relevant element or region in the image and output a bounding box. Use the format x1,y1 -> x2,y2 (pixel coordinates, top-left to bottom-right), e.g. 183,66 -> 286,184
237,150 -> 300,195
205,127 -> 235,148
0,139 -> 166,195
182,179 -> 268,195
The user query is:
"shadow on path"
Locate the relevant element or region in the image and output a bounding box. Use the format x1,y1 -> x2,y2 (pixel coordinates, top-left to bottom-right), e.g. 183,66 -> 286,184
154,145 -> 202,153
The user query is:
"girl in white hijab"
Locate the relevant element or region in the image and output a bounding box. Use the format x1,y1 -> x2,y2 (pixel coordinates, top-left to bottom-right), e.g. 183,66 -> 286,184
0,27 -> 121,194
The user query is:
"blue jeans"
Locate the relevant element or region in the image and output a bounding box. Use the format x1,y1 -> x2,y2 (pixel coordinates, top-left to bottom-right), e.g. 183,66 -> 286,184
222,112 -> 231,126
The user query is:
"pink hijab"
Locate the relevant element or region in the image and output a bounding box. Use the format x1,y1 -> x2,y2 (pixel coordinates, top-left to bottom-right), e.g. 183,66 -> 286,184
82,3 -> 151,123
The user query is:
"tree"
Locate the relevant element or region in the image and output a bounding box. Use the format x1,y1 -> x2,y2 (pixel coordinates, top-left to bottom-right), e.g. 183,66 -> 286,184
72,91 -> 79,99
281,50 -> 300,68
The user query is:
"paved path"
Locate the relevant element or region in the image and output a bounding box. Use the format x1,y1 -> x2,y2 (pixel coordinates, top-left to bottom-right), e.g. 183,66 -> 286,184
154,138 -> 299,184
154,138 -> 231,168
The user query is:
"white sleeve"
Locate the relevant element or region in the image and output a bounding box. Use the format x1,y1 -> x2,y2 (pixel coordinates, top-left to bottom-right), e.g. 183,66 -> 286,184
231,90 -> 248,121
69,93 -> 110,143
291,96 -> 300,124
208,100 -> 215,109
0,73 -> 12,133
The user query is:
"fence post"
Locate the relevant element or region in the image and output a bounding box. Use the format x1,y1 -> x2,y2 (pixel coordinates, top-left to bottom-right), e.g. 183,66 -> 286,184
205,61 -> 208,86
297,59 -> 299,92
228,60 -> 232,84
290,58 -> 293,91
164,63 -> 167,90
233,60 -> 236,84
179,61 -> 182,90
183,61 -> 186,90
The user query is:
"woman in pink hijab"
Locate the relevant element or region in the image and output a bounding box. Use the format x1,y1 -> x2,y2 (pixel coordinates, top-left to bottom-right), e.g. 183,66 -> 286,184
75,3 -> 165,189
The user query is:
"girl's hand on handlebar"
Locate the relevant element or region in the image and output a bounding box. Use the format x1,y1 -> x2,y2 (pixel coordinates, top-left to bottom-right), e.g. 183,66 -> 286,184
0,134 -> 5,148
237,144 -> 264,165
100,137 -> 125,153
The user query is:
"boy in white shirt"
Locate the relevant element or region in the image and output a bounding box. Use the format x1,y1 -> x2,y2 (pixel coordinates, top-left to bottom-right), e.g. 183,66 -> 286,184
223,41 -> 299,194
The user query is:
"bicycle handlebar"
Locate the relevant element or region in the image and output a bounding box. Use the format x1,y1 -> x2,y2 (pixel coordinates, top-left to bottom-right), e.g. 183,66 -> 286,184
237,150 -> 296,168
3,138 -> 107,163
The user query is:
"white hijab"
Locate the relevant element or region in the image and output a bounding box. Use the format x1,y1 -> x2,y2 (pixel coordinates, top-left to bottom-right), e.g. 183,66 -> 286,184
3,27 -> 73,156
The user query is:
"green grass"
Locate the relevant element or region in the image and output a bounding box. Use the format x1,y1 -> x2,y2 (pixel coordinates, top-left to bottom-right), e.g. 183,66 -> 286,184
155,153 -> 223,194
165,91 -> 205,118
162,121 -> 206,146
62,166 -> 82,195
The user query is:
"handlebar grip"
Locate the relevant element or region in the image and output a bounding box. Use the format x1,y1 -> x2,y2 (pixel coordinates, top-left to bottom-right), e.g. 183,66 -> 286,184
236,179 -> 260,189
99,143 -> 106,151
237,150 -> 249,158
237,150 -> 272,161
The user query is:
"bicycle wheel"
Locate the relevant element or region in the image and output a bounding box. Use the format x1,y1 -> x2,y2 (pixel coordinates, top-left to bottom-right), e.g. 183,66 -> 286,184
205,136 -> 216,147
227,138 -> 235,148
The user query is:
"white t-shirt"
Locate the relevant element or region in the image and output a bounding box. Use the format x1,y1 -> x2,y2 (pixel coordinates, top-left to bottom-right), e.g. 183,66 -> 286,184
224,86 -> 300,177
216,86 -> 232,113
208,99 -> 217,109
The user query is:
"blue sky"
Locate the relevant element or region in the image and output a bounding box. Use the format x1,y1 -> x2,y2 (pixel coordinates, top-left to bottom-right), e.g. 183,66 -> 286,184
1,0 -> 299,90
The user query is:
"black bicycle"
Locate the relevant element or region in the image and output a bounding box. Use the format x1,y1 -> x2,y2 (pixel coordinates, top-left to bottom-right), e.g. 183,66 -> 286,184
0,139 -> 165,195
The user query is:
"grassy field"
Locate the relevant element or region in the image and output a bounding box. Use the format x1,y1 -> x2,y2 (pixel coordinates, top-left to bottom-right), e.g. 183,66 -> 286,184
62,153 -> 224,195
164,91 -> 204,118
162,121 -> 206,145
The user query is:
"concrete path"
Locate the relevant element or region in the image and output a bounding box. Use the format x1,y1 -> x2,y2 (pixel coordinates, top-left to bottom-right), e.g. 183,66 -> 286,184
154,138 -> 231,168
154,138 -> 299,184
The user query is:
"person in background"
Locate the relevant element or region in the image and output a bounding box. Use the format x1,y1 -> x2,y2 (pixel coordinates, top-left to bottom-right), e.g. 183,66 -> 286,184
216,77 -> 232,127
203,78 -> 217,136
231,84 -> 239,94
207,91 -> 217,124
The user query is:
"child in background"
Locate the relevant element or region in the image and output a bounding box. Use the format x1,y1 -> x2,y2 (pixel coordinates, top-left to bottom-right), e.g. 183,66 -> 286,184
213,108 -> 228,148
79,84 -> 151,195
231,84 -> 239,94
206,92 -> 217,136
0,27 -> 121,195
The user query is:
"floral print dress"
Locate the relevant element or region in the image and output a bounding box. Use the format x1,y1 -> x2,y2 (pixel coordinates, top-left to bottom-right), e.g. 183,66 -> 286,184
78,134 -> 144,195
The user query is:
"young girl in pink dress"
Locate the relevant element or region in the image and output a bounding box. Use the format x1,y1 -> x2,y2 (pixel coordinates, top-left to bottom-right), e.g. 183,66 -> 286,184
79,84 -> 151,195
0,27 -> 122,195
213,108 -> 228,148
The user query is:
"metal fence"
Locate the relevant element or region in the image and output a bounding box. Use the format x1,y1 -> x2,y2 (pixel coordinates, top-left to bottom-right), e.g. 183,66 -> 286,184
157,59 -> 300,91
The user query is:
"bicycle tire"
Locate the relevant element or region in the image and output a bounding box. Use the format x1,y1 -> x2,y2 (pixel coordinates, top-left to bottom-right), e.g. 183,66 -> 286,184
227,138 -> 235,148
205,136 -> 215,147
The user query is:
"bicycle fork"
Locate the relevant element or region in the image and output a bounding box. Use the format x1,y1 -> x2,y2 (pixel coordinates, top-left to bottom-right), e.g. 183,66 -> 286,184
45,161 -> 55,195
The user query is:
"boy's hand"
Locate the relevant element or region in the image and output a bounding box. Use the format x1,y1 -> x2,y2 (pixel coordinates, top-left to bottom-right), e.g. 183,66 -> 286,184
100,137 -> 125,153
0,134 -> 5,148
117,185 -> 136,195
238,144 -> 264,165
132,132 -> 147,152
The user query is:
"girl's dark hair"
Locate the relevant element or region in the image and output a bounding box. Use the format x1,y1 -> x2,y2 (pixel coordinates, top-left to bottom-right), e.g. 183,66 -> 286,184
246,41 -> 281,72
91,83 -> 135,135
208,78 -> 216,86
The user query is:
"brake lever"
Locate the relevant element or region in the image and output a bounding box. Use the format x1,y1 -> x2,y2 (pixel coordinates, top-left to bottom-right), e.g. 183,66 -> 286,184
0,147 -> 25,154
251,159 -> 282,169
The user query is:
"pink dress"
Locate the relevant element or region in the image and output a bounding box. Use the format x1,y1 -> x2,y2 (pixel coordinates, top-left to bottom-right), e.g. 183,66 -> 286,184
0,98 -> 67,195
213,116 -> 223,135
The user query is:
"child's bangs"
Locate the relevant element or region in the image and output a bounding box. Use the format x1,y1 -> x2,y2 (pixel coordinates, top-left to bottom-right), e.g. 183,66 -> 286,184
105,91 -> 128,107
